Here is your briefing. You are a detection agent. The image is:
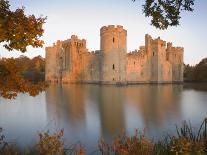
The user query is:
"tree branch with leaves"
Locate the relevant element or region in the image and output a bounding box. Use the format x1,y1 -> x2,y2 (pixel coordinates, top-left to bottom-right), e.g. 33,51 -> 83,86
0,0 -> 46,52
132,0 -> 194,29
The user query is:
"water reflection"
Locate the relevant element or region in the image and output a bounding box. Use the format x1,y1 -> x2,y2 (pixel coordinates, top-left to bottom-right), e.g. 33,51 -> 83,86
0,84 -> 207,151
124,84 -> 183,137
45,84 -> 184,142
46,85 -> 126,142
46,85 -> 88,139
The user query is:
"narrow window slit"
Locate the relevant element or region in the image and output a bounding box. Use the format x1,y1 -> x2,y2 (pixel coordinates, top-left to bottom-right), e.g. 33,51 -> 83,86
113,64 -> 115,70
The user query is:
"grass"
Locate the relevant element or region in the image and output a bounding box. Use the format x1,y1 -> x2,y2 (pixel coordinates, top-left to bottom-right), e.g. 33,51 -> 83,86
0,118 -> 207,155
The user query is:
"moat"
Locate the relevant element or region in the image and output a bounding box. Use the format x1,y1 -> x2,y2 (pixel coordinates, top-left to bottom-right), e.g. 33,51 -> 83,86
0,83 -> 207,153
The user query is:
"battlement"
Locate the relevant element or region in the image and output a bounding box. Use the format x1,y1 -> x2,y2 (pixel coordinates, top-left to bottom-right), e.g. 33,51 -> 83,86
128,50 -> 138,55
167,42 -> 184,53
152,37 -> 166,46
145,34 -> 152,42
167,42 -> 172,49
139,46 -> 145,51
100,25 -> 126,34
71,35 -> 78,39
128,46 -> 145,56
59,35 -> 87,49
145,34 -> 152,38
69,35 -> 86,43
45,40 -> 63,50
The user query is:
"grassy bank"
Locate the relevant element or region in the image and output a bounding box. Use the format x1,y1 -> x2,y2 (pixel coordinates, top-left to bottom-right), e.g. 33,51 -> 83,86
0,118 -> 207,155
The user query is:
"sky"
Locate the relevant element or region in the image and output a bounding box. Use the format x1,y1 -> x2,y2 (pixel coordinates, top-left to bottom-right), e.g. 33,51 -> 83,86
0,0 -> 207,65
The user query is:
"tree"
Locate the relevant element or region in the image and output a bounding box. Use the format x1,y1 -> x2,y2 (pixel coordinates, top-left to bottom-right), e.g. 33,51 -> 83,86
132,0 -> 194,29
184,58 -> 207,82
0,0 -> 46,99
0,58 -> 45,99
183,64 -> 194,81
0,0 -> 46,52
193,58 -> 207,81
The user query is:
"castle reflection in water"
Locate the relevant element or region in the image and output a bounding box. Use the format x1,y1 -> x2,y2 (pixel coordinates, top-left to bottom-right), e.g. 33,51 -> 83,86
1,83 -> 207,152
45,84 -> 183,145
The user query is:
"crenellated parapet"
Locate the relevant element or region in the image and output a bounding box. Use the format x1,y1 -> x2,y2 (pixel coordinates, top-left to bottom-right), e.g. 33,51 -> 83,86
167,42 -> 184,52
62,35 -> 86,49
152,37 -> 166,46
127,46 -> 146,56
100,25 -> 127,35
145,34 -> 167,55
166,42 -> 184,64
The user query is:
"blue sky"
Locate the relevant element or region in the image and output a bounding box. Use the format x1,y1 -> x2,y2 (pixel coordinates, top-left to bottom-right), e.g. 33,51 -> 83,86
0,0 -> 206,65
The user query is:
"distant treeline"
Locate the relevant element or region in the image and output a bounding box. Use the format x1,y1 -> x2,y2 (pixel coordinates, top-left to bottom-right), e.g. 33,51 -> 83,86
14,55 -> 45,83
184,57 -> 207,82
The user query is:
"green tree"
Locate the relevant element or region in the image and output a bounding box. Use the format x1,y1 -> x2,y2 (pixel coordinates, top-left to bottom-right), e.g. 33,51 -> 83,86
183,64 -> 194,81
193,58 -> 207,81
132,0 -> 194,29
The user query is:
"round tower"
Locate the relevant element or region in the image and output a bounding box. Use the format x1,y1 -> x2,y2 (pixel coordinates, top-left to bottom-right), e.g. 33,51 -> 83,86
100,25 -> 127,53
100,25 -> 127,84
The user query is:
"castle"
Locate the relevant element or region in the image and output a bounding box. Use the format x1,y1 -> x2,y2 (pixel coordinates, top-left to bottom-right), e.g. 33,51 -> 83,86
45,25 -> 183,84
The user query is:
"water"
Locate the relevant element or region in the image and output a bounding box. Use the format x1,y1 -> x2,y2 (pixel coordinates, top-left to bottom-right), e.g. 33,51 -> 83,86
0,83 -> 207,152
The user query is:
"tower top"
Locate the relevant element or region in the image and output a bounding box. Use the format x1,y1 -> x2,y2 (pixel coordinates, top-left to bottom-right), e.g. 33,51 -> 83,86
100,25 -> 127,35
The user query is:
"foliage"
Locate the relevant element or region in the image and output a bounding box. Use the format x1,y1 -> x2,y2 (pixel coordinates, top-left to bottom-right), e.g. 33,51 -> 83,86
193,58 -> 207,82
37,129 -> 85,155
0,57 -> 46,99
171,118 -> 207,154
132,0 -> 194,29
99,118 -> 207,155
183,64 -> 194,81
184,58 -> 207,82
0,0 -> 46,99
0,128 -> 20,155
0,128 -> 85,155
99,130 -> 153,155
37,129 -> 65,155
0,118 -> 207,154
0,0 -> 46,52
15,55 -> 45,83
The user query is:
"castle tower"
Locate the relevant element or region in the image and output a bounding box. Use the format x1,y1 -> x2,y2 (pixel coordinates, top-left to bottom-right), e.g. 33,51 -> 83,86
45,41 -> 63,82
166,43 -> 184,82
100,25 -> 127,83
145,35 -> 172,83
61,35 -> 87,82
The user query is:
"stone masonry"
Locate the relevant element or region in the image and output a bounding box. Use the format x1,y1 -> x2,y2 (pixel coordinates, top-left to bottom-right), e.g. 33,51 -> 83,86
45,25 -> 184,84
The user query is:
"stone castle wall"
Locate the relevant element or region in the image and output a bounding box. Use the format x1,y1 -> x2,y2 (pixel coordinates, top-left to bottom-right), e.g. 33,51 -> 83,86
45,25 -> 184,84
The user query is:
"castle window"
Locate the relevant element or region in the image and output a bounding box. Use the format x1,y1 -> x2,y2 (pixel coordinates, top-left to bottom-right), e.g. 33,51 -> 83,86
113,37 -> 115,43
153,52 -> 155,56
113,78 -> 115,81
113,64 -> 115,70
134,61 -> 135,65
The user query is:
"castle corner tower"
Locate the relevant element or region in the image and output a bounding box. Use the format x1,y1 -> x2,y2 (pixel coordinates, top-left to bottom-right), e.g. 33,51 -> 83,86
100,25 -> 127,84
